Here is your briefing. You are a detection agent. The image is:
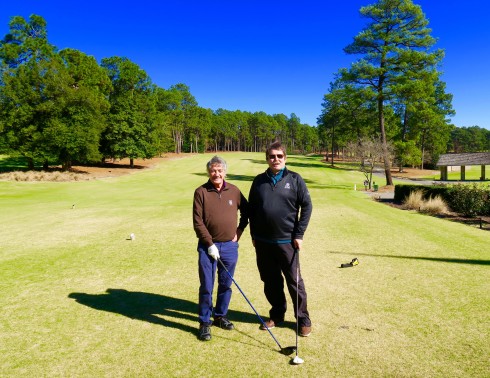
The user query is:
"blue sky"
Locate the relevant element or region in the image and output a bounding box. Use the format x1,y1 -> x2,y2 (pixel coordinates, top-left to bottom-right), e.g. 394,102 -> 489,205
1,1 -> 489,129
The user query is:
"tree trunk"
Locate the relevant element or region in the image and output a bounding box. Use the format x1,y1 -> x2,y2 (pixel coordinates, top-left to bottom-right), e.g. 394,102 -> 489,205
61,160 -> 72,171
130,158 -> 134,168
378,96 -> 393,186
27,157 -> 34,170
401,105 -> 408,142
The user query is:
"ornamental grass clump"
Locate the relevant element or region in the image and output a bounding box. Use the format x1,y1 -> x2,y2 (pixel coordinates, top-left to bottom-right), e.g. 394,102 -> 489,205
420,195 -> 449,215
401,190 -> 424,211
402,190 -> 449,215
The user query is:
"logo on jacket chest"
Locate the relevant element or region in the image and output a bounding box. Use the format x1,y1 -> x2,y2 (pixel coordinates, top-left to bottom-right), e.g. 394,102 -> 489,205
284,183 -> 291,189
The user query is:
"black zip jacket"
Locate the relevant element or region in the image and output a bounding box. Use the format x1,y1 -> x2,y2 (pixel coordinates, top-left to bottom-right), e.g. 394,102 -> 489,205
248,167 -> 312,242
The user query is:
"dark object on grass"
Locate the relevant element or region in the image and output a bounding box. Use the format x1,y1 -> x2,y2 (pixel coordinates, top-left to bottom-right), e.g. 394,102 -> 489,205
340,258 -> 359,268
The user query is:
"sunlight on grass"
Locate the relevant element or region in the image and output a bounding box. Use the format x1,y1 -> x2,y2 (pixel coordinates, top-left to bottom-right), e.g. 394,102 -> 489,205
1,153 -> 489,377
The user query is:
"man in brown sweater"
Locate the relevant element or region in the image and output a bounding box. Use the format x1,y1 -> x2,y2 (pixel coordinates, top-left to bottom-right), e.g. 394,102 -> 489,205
193,156 -> 248,341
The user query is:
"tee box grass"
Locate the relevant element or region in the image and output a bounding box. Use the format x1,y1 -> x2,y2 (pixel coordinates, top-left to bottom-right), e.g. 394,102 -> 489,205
0,153 -> 489,377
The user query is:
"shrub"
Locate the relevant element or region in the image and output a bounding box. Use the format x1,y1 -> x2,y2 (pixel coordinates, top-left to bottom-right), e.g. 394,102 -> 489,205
395,183 -> 489,217
447,183 -> 490,217
394,184 -> 449,203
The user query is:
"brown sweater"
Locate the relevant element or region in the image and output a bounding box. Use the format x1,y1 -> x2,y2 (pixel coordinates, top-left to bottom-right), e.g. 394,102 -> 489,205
193,180 -> 249,247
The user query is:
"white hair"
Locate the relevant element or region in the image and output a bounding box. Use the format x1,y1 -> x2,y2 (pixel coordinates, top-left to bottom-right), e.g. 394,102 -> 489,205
206,156 -> 227,172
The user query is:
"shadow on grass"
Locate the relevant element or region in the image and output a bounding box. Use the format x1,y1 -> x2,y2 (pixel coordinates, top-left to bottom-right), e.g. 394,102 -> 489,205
0,156 -> 35,172
68,288 -> 277,337
193,171 -> 324,188
307,183 -> 355,190
0,155 -> 148,173
328,251 -> 490,266
192,172 -> 256,182
242,157 -> 327,170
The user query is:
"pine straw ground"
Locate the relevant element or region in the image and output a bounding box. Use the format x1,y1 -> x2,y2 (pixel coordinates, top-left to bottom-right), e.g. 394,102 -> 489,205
0,156 -> 171,181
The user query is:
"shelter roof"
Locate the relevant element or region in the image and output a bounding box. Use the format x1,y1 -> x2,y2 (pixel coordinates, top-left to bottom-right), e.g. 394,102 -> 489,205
436,152 -> 490,166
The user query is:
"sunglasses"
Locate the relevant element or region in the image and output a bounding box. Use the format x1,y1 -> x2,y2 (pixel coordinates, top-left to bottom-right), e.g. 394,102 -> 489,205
268,154 -> 284,160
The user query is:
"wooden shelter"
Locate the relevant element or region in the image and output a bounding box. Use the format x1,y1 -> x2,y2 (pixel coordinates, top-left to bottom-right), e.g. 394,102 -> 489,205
436,152 -> 490,181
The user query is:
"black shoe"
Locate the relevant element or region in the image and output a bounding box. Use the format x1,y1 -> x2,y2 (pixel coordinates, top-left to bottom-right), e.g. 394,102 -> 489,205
213,317 -> 234,330
198,325 -> 211,341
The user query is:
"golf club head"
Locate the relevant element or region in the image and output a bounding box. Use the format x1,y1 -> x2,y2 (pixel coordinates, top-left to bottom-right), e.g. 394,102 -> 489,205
280,346 -> 296,355
291,356 -> 304,365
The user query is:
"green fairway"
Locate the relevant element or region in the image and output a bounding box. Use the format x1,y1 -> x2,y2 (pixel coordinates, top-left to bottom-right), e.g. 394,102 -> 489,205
1,153 -> 489,377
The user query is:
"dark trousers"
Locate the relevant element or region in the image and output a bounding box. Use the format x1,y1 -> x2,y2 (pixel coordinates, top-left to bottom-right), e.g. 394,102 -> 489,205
255,240 -> 311,326
197,241 -> 238,325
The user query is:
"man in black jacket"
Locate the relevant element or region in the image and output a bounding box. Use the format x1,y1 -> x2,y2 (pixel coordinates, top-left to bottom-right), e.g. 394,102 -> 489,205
248,141 -> 313,337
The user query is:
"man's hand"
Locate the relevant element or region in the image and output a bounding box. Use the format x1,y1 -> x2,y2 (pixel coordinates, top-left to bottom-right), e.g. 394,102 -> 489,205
293,239 -> 303,251
232,228 -> 243,242
207,244 -> 220,260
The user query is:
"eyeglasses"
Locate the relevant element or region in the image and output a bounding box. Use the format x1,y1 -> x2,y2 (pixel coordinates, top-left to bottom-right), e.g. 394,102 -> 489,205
268,154 -> 284,160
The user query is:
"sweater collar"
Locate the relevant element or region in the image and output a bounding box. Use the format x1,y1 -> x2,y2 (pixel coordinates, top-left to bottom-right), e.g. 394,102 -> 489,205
205,179 -> 227,192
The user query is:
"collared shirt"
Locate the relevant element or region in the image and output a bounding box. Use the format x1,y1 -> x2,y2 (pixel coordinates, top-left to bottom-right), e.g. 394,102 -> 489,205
267,168 -> 285,186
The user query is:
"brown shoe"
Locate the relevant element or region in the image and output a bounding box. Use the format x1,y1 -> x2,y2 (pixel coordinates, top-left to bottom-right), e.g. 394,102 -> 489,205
260,318 -> 283,330
299,325 -> 311,337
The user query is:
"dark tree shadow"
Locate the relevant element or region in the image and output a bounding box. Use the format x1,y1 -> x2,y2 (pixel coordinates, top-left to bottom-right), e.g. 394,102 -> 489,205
285,161 -> 326,169
192,172 -> 256,182
241,158 -> 266,165
0,156 -> 148,173
68,288 -> 272,338
306,183 -> 353,190
327,251 -> 490,266
72,161 -> 147,174
0,156 -> 40,172
225,173 -> 256,182
242,157 -> 327,171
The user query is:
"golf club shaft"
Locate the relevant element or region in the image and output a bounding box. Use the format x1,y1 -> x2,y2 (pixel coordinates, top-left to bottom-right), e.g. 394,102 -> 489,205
217,257 -> 284,350
295,249 -> 299,357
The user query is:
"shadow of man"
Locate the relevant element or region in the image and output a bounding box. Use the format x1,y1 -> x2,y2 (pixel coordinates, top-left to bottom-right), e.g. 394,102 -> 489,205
68,288 -> 262,337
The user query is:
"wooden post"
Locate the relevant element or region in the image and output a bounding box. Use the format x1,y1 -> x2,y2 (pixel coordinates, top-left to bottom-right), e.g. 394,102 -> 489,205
461,166 -> 466,181
440,166 -> 448,181
481,165 -> 486,181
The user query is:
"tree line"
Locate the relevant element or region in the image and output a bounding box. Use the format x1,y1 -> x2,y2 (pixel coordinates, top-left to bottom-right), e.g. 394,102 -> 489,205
1,2 -> 488,175
0,15 -> 319,170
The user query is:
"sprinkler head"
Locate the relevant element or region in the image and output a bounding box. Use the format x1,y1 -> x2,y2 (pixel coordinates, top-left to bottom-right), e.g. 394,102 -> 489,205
291,356 -> 304,365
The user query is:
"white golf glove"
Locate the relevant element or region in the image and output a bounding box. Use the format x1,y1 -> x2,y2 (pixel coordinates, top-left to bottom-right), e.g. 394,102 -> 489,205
207,244 -> 220,260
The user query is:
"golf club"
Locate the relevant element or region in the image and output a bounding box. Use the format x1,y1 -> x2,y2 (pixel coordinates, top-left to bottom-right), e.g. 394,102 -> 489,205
290,249 -> 304,365
217,257 -> 296,355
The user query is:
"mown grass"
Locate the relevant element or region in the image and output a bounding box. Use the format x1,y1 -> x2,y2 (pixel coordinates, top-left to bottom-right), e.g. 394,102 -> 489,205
1,152 -> 489,377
